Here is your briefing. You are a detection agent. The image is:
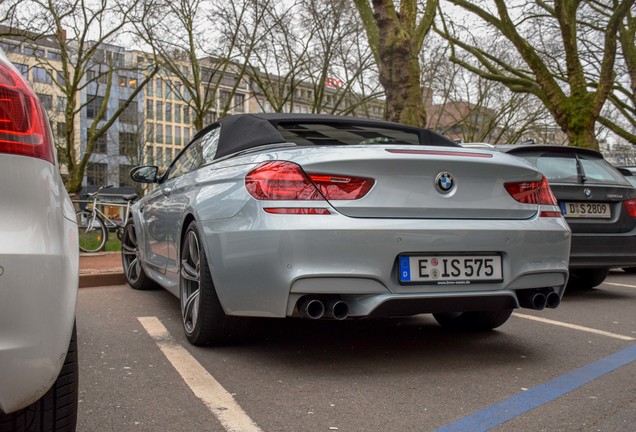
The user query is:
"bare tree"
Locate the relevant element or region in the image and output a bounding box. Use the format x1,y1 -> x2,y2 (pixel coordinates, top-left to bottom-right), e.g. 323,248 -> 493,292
7,0 -> 158,193
438,0 -> 635,150
136,0 -> 263,131
420,35 -> 555,144
353,0 -> 438,126
243,0 -> 383,116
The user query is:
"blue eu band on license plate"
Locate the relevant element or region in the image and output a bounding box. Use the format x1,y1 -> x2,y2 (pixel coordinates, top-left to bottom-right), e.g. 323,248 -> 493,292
399,254 -> 503,284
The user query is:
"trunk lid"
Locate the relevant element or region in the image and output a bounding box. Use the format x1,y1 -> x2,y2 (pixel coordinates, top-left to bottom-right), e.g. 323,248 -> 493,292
270,146 -> 545,219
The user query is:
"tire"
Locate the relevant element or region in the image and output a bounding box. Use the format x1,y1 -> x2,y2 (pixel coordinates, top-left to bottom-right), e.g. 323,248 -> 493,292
568,268 -> 609,289
433,309 -> 513,331
0,323 -> 78,432
121,219 -> 155,290
76,210 -> 107,253
180,221 -> 247,346
622,267 -> 636,274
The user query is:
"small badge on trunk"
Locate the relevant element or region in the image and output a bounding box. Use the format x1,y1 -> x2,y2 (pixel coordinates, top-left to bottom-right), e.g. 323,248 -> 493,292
584,188 -> 592,198
435,172 -> 455,194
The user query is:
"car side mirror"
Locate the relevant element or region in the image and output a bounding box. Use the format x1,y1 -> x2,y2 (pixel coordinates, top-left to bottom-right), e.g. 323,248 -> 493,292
130,165 -> 159,183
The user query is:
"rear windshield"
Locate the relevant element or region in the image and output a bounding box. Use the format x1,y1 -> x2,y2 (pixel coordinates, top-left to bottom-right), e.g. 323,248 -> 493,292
517,152 -> 629,185
276,122 -> 421,146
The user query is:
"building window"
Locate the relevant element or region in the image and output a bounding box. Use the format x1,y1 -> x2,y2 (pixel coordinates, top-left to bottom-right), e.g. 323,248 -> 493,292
156,147 -> 163,166
86,162 -> 108,187
36,93 -> 53,111
204,111 -> 215,126
166,82 -> 173,99
234,93 -> 245,112
56,96 -> 67,112
56,71 -> 66,86
129,78 -> 137,88
119,100 -> 138,125
184,128 -> 190,144
219,90 -> 230,110
165,125 -> 172,144
0,41 -> 19,53
155,79 -> 162,98
156,124 -> 164,144
146,79 -> 153,96
156,101 -> 163,120
146,99 -> 153,119
86,95 -> 104,119
23,46 -> 45,57
32,67 -> 52,84
86,70 -> 95,82
15,63 -> 28,79
146,123 -> 154,142
47,50 -> 62,61
119,76 -> 127,87
119,132 -> 138,157
183,106 -> 190,124
145,146 -> 153,164
175,104 -> 182,123
175,126 -> 181,146
56,122 -> 66,138
165,102 -> 172,122
88,129 -> 108,153
166,148 -> 173,164
119,164 -> 134,188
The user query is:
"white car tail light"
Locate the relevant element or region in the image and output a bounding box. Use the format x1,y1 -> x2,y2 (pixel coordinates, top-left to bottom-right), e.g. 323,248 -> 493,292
0,60 -> 54,163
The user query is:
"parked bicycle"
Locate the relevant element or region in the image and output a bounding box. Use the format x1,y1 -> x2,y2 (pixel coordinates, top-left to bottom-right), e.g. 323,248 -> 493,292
75,185 -> 137,253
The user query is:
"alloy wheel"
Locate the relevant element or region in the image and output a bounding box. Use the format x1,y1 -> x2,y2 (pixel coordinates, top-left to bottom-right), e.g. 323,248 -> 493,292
122,222 -> 141,284
181,230 -> 201,334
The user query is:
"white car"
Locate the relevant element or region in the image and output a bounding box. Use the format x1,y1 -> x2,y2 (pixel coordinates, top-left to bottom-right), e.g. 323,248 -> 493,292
0,51 -> 79,430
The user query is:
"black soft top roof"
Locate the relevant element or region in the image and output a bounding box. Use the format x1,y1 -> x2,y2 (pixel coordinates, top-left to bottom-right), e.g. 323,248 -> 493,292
199,113 -> 458,159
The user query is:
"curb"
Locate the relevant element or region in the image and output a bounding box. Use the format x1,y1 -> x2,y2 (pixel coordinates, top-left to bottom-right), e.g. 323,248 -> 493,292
79,272 -> 126,288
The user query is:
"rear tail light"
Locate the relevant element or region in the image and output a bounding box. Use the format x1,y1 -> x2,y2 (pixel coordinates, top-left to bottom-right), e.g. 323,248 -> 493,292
307,174 -> 374,200
0,60 -> 54,163
245,161 -> 374,201
625,199 -> 636,218
505,177 -> 561,217
245,161 -> 323,200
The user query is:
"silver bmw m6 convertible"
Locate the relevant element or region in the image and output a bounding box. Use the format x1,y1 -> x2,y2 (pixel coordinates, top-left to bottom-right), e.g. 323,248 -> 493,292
123,114 -> 571,345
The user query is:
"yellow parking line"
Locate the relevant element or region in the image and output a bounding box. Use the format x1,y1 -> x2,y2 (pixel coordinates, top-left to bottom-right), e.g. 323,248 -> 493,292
138,317 -> 262,432
512,313 -> 635,341
604,282 -> 636,289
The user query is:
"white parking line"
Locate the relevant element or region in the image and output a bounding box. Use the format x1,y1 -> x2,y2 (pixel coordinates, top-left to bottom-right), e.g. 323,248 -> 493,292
138,317 -> 262,432
604,282 -> 636,289
512,313 -> 635,341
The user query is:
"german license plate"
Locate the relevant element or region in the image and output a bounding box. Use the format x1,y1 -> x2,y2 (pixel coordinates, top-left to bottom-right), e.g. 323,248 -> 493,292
560,202 -> 611,218
399,254 -> 503,285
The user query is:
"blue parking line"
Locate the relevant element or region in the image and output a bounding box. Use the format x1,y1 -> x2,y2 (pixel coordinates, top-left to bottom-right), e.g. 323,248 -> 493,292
433,344 -> 636,432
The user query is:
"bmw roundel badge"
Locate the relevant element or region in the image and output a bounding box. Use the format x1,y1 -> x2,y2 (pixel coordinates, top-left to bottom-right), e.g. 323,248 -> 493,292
584,188 -> 592,198
435,172 -> 455,194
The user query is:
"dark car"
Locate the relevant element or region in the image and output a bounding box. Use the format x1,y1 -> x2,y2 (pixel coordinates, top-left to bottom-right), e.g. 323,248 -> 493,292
499,145 -> 636,288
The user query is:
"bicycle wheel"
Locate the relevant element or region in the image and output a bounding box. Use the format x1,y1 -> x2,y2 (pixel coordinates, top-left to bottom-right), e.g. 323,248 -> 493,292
76,210 -> 108,252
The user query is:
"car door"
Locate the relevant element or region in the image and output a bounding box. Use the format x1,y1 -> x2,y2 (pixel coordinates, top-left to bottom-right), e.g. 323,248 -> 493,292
162,126 -> 221,280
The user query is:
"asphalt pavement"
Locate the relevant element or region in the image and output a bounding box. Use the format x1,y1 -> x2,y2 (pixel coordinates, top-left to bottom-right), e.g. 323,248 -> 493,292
76,271 -> 636,432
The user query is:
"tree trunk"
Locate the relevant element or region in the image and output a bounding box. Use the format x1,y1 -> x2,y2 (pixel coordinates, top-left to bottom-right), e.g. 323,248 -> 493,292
378,48 -> 426,126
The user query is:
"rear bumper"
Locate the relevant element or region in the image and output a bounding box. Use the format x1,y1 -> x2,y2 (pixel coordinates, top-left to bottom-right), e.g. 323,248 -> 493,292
0,157 -> 78,414
201,201 -> 571,318
569,229 -> 636,269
